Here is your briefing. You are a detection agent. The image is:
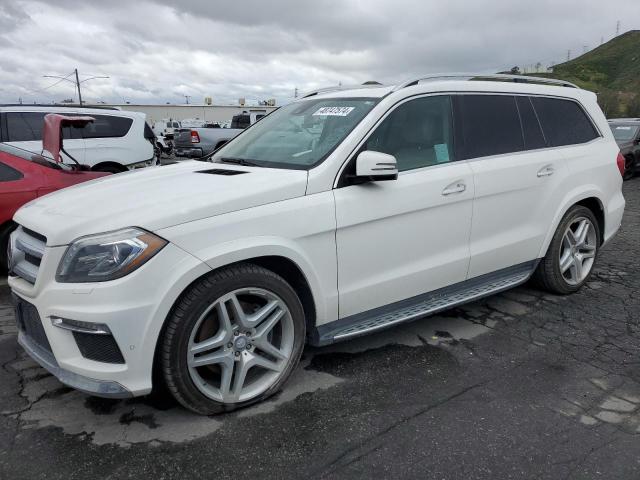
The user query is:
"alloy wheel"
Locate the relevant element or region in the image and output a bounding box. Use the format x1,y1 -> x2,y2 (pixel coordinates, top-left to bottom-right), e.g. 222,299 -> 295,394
559,217 -> 597,286
186,288 -> 295,403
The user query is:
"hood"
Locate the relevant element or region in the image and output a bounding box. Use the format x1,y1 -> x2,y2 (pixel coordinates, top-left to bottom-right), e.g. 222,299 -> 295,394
14,161 -> 308,245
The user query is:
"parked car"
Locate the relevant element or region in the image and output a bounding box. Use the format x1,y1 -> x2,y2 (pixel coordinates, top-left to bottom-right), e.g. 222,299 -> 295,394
8,74 -> 625,415
0,105 -> 156,173
174,111 -> 268,158
608,118 -> 640,180
174,127 -> 243,158
0,115 -> 108,270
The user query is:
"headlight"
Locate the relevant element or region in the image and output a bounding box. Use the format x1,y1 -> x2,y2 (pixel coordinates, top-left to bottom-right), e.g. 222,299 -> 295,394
56,228 -> 167,283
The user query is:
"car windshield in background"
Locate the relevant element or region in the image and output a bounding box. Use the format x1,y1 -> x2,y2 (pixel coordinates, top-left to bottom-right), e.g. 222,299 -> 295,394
211,98 -> 378,169
611,124 -> 639,142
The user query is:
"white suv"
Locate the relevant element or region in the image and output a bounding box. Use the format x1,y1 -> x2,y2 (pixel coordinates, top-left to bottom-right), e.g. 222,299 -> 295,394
0,105 -> 156,172
7,75 -> 625,414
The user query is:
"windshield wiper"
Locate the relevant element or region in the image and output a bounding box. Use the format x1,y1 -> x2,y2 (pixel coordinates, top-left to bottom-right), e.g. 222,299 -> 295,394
219,157 -> 263,167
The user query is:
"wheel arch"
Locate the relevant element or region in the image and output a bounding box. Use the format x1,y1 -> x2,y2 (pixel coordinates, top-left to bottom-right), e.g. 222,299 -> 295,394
150,252 -> 323,393
538,189 -> 606,258
91,161 -> 127,173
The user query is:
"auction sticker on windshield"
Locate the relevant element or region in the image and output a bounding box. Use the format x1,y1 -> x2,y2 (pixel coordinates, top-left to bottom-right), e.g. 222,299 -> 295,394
313,107 -> 355,116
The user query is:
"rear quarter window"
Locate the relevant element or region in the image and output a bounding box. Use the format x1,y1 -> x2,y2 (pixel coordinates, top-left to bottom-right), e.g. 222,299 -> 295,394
0,161 -> 23,182
531,97 -> 599,147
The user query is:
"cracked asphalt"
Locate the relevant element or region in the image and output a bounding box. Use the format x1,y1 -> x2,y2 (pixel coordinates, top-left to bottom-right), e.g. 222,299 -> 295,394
1,179 -> 640,479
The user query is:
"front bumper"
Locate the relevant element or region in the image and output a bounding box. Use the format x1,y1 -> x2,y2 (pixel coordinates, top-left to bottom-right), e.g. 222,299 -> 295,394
18,331 -> 132,398
9,242 -> 210,397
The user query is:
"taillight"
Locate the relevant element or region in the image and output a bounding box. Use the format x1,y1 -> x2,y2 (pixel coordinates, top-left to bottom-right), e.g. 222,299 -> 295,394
191,130 -> 200,143
616,152 -> 625,177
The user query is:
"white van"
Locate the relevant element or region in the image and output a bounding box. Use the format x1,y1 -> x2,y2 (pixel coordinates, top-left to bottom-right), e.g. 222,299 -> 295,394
8,74 -> 625,414
0,105 -> 156,173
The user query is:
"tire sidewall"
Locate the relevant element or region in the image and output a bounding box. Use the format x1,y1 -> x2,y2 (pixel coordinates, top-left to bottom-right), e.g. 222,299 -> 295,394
548,206 -> 601,293
163,266 -> 306,415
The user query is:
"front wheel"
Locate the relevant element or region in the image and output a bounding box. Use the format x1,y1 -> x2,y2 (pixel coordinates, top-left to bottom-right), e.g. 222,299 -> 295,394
160,264 -> 306,415
533,205 -> 600,294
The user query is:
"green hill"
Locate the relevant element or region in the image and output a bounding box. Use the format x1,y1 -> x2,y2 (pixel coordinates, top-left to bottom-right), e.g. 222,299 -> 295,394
531,30 -> 640,117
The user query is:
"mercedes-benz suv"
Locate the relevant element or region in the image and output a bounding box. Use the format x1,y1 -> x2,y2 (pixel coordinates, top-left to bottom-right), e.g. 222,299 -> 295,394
8,74 -> 625,414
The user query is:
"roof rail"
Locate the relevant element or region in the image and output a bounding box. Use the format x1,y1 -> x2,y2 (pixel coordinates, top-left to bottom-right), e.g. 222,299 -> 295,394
300,84 -> 385,99
391,73 -> 579,91
0,103 -> 120,110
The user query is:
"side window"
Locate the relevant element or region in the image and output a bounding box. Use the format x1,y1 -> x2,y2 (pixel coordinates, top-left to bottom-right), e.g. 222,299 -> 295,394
455,95 -> 524,159
0,161 -> 23,182
81,115 -> 133,139
365,95 -> 454,172
5,112 -> 47,142
516,96 -> 547,150
531,97 -> 599,147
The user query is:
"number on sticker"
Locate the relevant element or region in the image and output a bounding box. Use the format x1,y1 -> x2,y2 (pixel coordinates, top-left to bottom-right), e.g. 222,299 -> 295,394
313,107 -> 355,117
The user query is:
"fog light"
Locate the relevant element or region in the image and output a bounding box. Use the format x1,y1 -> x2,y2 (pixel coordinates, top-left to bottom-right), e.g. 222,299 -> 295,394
50,317 -> 111,335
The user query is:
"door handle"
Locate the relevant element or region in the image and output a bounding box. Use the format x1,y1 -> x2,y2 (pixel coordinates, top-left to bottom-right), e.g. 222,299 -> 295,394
442,182 -> 466,196
537,165 -> 555,177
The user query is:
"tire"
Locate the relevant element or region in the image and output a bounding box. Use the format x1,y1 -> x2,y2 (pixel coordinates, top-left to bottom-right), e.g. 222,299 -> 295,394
623,156 -> 635,181
533,205 -> 601,295
161,263 -> 306,415
0,222 -> 16,273
93,164 -> 126,174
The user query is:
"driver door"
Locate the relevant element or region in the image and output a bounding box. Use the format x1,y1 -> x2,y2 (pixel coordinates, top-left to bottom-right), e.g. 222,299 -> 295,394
334,95 -> 474,318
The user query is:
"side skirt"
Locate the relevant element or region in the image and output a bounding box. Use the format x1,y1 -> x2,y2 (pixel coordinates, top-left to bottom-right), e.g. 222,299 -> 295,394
310,261 -> 538,347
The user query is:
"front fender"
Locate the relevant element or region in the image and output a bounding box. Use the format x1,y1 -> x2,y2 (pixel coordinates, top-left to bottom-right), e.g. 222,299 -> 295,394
195,237 -> 331,325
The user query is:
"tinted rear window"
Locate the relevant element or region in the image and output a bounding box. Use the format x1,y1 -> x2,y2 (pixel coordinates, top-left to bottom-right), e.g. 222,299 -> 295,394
82,115 -> 133,138
455,95 -> 524,159
0,161 -> 23,182
531,97 -> 599,146
516,96 -> 547,150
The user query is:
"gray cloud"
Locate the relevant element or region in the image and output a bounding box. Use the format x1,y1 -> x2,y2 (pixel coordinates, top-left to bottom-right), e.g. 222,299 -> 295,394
0,0 -> 638,105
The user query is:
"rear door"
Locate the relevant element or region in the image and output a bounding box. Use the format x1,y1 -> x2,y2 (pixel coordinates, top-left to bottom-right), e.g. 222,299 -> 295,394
82,114 -> 137,167
459,94 -> 569,278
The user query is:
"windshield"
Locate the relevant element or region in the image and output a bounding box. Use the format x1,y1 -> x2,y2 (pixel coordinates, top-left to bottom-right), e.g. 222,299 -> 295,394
211,97 -> 378,169
611,124 -> 639,142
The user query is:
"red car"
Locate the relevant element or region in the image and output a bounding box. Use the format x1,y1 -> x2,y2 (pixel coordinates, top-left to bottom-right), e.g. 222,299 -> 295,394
1,115 -> 108,270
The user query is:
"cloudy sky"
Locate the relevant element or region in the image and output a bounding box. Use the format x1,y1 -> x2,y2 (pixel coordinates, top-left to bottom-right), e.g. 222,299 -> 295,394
0,0 -> 638,106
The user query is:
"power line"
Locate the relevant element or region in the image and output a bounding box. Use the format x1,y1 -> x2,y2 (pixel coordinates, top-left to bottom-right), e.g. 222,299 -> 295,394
43,68 -> 109,106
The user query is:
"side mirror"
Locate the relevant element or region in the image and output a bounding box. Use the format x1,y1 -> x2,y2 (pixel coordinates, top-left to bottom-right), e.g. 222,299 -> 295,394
355,151 -> 398,181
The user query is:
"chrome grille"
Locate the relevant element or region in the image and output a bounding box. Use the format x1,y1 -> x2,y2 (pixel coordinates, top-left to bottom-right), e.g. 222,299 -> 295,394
9,226 -> 47,284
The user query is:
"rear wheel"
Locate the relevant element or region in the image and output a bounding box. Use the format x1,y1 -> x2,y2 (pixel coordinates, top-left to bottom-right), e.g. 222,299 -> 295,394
93,164 -> 126,174
161,264 -> 305,415
533,205 -> 600,294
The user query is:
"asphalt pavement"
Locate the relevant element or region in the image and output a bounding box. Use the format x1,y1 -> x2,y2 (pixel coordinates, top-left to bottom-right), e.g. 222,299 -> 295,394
1,179 -> 639,479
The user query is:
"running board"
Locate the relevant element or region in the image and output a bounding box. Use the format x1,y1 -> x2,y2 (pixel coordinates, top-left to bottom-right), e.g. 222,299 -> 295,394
311,261 -> 537,346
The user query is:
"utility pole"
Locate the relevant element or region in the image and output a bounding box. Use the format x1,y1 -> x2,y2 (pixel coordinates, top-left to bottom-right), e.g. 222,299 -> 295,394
294,87 -> 298,98
184,95 -> 191,104
583,45 -> 588,54
43,69 -> 109,106
74,68 -> 82,106
616,20 -> 620,36
567,50 -> 571,61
